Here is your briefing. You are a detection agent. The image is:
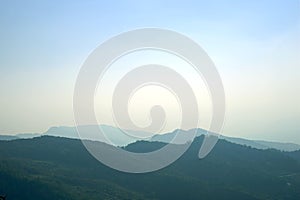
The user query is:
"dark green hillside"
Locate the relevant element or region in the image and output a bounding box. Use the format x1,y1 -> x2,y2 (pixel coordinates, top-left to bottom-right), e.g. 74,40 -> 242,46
0,136 -> 300,200
287,150 -> 300,163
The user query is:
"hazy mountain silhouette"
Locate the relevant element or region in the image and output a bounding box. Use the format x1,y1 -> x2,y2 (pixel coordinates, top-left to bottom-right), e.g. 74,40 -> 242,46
0,135 -> 19,141
1,125 -> 299,151
150,128 -> 300,152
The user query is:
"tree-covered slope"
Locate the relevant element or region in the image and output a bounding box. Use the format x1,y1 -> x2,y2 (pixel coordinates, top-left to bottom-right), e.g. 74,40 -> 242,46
0,136 -> 299,200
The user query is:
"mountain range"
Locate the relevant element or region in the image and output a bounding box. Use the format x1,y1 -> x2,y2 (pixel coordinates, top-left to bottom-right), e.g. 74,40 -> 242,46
0,135 -> 300,199
1,125 -> 300,152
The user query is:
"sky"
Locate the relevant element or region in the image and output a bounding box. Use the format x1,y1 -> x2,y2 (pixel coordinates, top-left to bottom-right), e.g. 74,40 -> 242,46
0,0 -> 299,143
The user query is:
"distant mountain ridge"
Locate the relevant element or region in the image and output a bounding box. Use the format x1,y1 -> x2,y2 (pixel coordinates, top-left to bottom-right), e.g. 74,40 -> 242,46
0,135 -> 19,141
150,128 -> 300,152
1,125 -> 300,152
0,133 -> 39,141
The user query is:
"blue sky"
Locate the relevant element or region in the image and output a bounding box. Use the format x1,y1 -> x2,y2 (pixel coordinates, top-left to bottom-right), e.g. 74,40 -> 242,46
0,0 -> 299,143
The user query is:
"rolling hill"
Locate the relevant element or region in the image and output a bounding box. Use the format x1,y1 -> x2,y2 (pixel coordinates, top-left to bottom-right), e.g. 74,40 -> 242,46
0,135 -> 300,200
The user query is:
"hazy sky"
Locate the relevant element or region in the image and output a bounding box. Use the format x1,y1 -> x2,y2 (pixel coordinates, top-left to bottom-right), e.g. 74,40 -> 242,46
0,0 -> 299,143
